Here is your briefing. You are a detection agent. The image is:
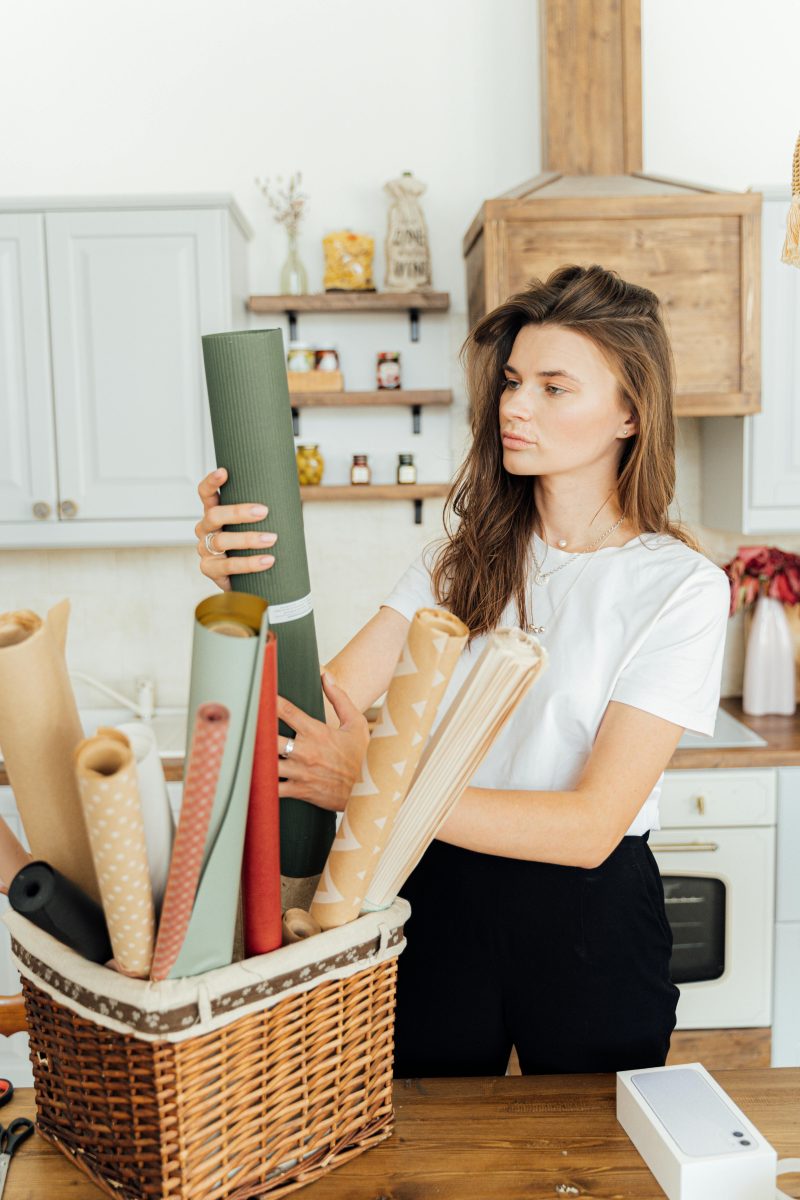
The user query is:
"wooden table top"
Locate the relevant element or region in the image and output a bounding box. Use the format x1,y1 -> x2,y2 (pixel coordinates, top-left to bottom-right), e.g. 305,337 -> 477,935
3,1069 -> 799,1199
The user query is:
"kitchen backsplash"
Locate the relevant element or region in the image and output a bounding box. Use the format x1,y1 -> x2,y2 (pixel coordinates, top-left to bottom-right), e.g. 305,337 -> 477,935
2,418 -> 798,709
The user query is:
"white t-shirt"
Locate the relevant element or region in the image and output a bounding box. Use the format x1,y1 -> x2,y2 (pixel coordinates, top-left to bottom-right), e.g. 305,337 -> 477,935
381,530 -> 731,836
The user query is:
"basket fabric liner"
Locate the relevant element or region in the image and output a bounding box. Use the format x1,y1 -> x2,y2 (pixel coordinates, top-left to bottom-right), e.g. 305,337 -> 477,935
4,898 -> 409,1044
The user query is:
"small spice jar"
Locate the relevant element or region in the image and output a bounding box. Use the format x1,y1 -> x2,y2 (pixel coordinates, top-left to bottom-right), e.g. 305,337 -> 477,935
396,453 -> 417,484
315,346 -> 340,372
296,443 -> 325,485
377,351 -> 401,390
287,341 -> 316,372
350,454 -> 371,485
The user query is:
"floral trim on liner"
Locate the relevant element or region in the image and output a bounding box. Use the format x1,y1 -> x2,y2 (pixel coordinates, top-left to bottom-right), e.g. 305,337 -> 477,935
6,900 -> 409,1043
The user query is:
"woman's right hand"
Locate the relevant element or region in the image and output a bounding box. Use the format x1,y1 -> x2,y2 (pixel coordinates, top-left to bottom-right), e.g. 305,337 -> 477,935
195,468 -> 278,592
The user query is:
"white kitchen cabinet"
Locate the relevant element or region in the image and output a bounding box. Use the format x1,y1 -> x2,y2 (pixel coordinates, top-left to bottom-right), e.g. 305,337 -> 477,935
0,214 -> 59,524
700,187 -> 800,532
0,195 -> 252,548
773,766 -> 800,1066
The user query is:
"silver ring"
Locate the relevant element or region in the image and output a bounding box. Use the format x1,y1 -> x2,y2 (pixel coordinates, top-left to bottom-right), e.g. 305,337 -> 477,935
204,531 -> 226,557
281,738 -> 295,759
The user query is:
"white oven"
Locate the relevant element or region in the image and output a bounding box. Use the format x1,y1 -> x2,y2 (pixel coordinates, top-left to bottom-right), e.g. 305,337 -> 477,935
653,768 -> 776,1029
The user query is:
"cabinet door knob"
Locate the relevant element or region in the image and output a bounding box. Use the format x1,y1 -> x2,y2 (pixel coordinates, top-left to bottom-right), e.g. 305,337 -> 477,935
59,499 -> 79,519
32,501 -> 52,520
694,795 -> 706,816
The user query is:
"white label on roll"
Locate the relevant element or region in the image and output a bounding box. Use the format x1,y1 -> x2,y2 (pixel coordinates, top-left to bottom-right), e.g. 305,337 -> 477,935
268,592 -> 313,624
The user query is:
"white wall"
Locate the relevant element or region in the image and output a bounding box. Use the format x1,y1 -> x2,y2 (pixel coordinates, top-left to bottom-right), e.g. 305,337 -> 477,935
1,0 -> 799,704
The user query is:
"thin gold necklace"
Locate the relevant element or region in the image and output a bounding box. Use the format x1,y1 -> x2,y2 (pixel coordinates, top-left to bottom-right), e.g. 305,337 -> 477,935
532,516 -> 625,587
527,518 -> 627,636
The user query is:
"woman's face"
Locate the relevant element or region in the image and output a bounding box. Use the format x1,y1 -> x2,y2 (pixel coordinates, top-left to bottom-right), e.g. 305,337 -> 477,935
498,324 -> 636,477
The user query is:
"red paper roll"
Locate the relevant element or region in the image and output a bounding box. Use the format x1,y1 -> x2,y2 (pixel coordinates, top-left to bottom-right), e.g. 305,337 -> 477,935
150,702 -> 230,981
242,631 -> 281,955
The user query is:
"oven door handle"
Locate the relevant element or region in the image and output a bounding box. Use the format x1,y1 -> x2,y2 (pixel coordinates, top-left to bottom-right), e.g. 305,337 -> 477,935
650,841 -> 719,853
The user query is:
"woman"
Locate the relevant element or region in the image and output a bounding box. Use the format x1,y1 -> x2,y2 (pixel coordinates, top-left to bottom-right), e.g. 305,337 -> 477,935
195,264 -> 730,1077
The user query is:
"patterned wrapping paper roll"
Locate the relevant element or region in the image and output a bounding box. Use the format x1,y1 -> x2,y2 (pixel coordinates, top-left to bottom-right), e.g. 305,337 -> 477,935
0,602 -> 100,902
242,632 -> 282,957
202,328 -> 335,912
310,608 -> 469,931
74,728 -> 155,977
115,723 -> 174,914
363,628 -> 548,912
9,860 -> 112,964
151,703 -> 230,982
168,592 -> 268,978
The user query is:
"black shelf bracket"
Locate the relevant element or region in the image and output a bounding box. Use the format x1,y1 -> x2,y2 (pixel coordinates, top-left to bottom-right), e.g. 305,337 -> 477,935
287,310 -> 298,340
414,499 -> 423,525
291,406 -> 299,436
411,403 -> 422,434
409,307 -> 420,342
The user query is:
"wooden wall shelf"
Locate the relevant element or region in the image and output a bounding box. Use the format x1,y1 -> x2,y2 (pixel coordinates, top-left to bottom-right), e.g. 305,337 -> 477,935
247,290 -> 451,341
289,388 -> 452,435
299,482 -> 450,524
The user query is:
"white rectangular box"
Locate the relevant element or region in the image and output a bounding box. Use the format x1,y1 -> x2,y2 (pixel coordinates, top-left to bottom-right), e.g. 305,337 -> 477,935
617,1063 -> 776,1200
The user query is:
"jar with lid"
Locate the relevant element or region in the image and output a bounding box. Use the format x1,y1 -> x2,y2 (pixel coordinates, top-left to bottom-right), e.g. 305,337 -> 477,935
396,453 -> 416,484
350,454 -> 371,485
296,443 -> 325,485
376,351 -> 401,390
315,346 -> 340,372
287,341 -> 316,372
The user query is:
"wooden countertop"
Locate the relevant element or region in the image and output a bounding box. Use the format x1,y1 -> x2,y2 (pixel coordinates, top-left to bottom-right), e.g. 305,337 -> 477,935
669,697 -> 800,769
1,698 -> 799,789
3,1070 -> 799,1198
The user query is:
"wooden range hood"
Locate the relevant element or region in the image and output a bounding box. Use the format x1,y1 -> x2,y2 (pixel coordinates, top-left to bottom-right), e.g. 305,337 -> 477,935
463,0 -> 761,417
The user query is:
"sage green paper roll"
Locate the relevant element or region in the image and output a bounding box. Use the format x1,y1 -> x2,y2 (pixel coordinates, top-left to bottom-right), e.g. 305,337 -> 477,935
202,329 -> 335,910
169,593 -> 268,977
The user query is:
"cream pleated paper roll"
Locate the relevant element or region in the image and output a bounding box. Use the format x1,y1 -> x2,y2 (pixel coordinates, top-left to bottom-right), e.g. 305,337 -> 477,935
74,728 -> 156,977
0,602 -> 100,902
310,608 -> 469,930
363,627 -> 548,911
115,723 -> 175,912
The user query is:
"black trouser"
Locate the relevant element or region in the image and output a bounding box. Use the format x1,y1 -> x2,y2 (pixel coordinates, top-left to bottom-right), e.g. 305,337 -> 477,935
392,834 -> 679,1078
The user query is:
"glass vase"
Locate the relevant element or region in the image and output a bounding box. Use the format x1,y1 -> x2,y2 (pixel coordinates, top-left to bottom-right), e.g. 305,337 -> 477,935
280,230 -> 308,295
742,592 -> 797,715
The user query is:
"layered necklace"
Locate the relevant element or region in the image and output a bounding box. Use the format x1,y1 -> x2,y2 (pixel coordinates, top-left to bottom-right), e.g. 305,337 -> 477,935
527,514 -> 626,635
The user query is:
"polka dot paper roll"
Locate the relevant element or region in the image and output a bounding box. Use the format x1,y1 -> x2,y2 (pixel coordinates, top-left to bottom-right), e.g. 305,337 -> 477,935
74,728 -> 156,977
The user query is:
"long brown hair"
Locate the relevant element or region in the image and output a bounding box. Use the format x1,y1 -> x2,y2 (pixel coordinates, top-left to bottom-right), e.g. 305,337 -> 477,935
431,263 -> 699,638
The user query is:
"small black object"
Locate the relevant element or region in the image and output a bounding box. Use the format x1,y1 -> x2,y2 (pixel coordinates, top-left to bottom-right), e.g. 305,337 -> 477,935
9,861 -> 112,963
0,1080 -> 12,1109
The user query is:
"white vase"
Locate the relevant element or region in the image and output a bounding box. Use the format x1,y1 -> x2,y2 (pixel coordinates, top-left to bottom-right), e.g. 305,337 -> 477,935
742,594 -> 797,716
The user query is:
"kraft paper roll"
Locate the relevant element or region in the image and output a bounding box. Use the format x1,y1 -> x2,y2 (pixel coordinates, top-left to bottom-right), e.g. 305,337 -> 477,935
364,628 -> 549,911
242,632 -> 282,956
9,860 -> 112,964
168,592 -> 268,978
151,703 -> 230,981
0,817 -> 32,890
74,729 -> 155,977
281,908 -> 322,945
202,328 -> 335,909
116,723 -> 174,913
311,608 -> 469,930
0,603 -> 100,902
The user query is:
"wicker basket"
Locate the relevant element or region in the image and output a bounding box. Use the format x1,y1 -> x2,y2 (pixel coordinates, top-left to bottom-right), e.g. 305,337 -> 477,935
4,899 -> 409,1200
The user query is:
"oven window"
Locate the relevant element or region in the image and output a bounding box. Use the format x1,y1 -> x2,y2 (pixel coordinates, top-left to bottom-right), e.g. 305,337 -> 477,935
661,875 -> 726,984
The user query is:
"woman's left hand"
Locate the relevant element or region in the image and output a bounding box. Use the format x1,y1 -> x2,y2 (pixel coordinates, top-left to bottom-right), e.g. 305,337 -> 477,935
277,672 -> 370,812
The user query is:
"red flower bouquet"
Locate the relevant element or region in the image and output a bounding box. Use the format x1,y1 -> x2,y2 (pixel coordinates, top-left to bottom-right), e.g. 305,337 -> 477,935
722,546 -> 800,617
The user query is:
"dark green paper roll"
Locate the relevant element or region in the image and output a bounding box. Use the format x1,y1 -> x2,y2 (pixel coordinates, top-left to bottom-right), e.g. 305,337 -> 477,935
202,329 -> 335,906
